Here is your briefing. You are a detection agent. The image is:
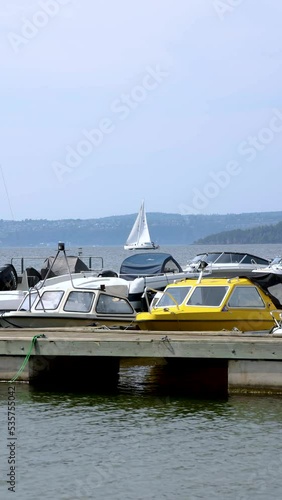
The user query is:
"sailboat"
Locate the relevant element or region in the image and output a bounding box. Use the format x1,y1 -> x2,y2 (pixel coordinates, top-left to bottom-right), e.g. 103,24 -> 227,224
124,201 -> 159,250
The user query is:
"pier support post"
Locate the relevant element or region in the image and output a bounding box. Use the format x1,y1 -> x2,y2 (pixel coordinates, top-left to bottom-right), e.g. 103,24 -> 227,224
229,360 -> 282,394
29,356 -> 120,390
157,358 -> 228,397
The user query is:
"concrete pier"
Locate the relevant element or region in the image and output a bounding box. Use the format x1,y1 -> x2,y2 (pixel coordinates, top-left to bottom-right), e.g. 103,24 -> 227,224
1,328 -> 282,395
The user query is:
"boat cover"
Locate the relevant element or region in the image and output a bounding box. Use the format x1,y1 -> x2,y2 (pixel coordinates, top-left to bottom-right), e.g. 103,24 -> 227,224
119,252 -> 182,280
40,255 -> 89,279
248,272 -> 282,308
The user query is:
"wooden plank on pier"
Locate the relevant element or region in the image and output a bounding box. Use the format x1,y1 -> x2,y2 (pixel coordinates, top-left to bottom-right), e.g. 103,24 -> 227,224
0,328 -> 282,360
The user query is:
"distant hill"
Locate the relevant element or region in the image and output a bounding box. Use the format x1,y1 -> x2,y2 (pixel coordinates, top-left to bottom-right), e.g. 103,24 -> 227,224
0,211 -> 282,246
195,220 -> 282,244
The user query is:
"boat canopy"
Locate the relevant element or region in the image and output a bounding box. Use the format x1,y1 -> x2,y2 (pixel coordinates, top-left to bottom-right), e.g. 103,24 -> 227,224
40,255 -> 89,279
189,252 -> 270,266
248,272 -> 282,307
120,252 -> 182,280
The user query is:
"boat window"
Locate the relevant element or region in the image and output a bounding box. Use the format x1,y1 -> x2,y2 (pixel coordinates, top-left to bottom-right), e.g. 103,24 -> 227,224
216,253 -> 245,264
187,286 -> 228,307
35,291 -> 64,310
155,286 -> 191,308
64,291 -> 95,312
96,294 -> 134,314
227,286 -> 265,308
241,254 -> 270,265
215,253 -> 232,263
19,292 -> 37,311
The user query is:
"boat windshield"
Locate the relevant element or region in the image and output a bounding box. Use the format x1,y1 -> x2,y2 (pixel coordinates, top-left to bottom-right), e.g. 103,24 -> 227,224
188,252 -> 270,266
215,253 -> 245,263
187,286 -> 228,307
155,286 -> 192,308
189,253 -> 219,264
35,291 -> 64,310
270,257 -> 282,266
19,292 -> 37,311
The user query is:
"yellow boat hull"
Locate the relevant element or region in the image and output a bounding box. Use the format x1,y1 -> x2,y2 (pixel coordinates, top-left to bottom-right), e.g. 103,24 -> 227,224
136,313 -> 275,332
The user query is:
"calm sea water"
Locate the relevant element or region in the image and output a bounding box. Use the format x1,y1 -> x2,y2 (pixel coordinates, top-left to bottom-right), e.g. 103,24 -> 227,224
1,244 -> 282,500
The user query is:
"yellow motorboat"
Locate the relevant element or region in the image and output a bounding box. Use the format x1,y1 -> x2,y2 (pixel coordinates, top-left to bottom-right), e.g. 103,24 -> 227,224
136,274 -> 282,332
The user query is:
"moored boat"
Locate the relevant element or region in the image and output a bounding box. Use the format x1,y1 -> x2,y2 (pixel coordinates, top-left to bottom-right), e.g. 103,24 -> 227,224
183,251 -> 271,276
0,275 -> 136,329
136,273 -> 282,332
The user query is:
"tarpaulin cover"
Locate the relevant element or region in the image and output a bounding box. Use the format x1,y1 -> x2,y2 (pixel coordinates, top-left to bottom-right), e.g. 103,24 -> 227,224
119,252 -> 182,280
247,272 -> 282,308
41,256 -> 89,279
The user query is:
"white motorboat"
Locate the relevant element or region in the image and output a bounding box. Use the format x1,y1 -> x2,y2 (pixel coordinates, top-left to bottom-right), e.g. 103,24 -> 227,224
0,275 -> 136,329
183,251 -> 271,277
124,201 -> 159,250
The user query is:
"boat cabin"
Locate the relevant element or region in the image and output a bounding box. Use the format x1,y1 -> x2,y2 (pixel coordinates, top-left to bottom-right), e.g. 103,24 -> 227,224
18,277 -> 134,315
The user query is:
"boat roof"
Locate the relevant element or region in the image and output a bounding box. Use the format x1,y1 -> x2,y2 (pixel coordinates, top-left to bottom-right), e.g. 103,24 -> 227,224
120,252 -> 182,278
171,276 -> 254,287
32,276 -> 129,293
168,272 -> 282,289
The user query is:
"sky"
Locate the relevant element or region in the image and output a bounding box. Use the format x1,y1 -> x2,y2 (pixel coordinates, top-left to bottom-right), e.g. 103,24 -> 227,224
0,0 -> 282,220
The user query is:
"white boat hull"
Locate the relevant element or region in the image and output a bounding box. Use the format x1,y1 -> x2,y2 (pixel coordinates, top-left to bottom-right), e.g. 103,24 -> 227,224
124,243 -> 159,250
0,311 -> 135,329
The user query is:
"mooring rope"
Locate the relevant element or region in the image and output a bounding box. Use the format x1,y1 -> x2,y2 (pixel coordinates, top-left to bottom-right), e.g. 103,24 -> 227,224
9,334 -> 45,383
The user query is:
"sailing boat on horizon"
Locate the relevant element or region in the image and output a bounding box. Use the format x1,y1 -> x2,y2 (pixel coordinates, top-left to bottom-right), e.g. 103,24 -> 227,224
124,201 -> 159,251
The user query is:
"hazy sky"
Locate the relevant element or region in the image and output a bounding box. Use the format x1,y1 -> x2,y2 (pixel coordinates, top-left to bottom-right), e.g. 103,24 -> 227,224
0,0 -> 282,220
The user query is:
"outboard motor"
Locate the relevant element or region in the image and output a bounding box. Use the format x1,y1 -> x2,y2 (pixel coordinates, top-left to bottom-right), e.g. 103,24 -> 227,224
0,264 -> 18,291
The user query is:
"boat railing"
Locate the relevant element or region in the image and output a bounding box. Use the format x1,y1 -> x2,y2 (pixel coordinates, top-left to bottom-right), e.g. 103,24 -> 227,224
269,310 -> 282,335
10,255 -> 104,275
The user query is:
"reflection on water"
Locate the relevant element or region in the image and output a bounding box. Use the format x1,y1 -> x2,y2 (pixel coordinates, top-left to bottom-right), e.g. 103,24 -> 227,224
0,359 -> 282,500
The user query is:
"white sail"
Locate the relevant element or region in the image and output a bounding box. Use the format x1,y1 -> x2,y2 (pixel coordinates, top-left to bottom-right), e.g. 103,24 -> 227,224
124,201 -> 159,250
